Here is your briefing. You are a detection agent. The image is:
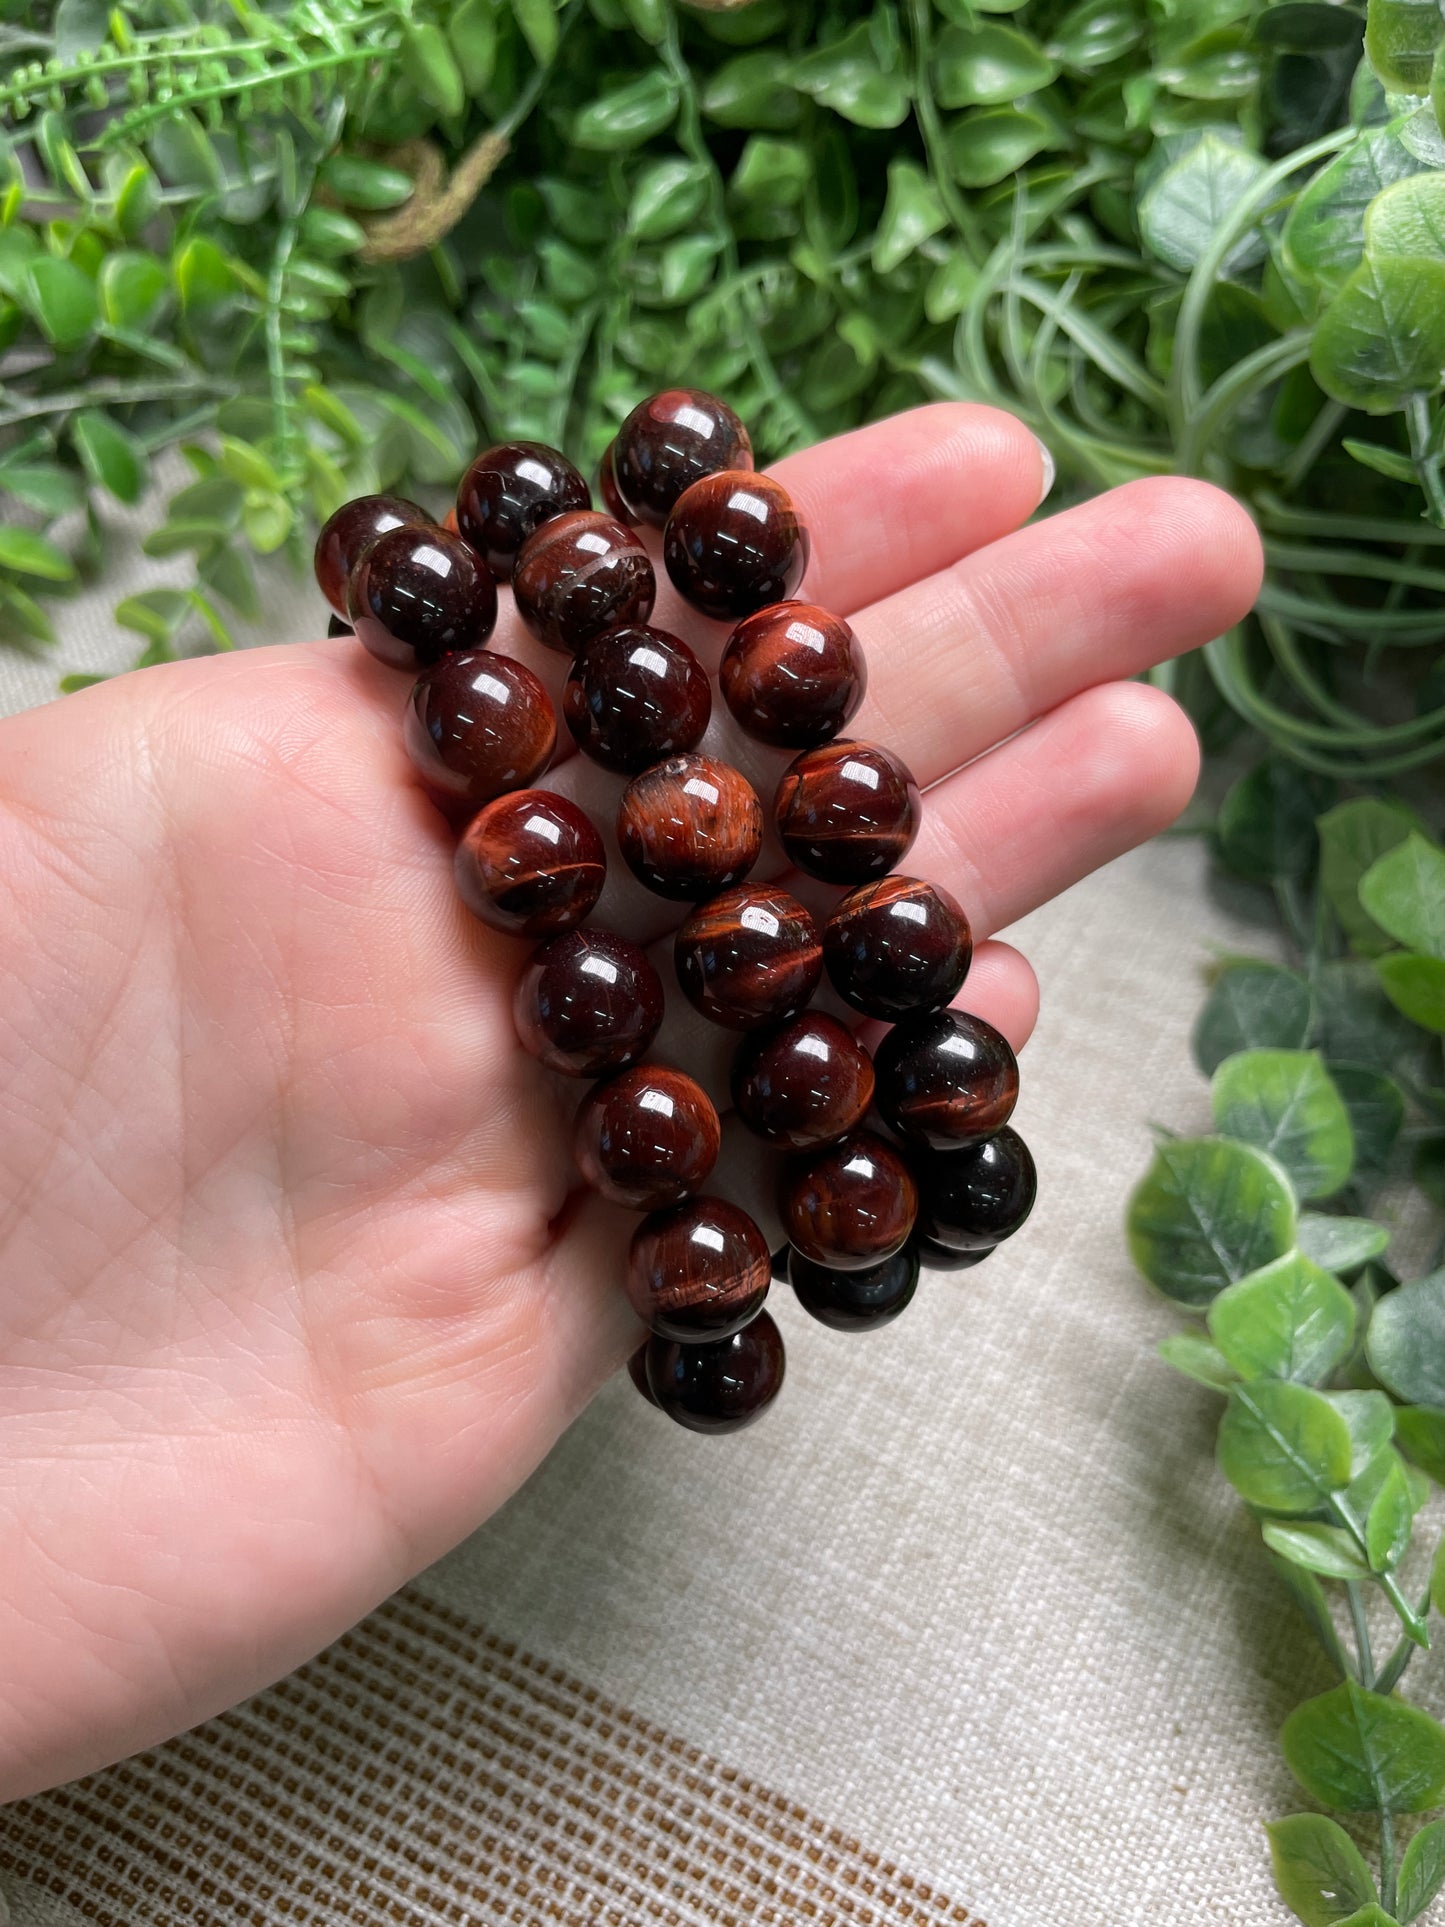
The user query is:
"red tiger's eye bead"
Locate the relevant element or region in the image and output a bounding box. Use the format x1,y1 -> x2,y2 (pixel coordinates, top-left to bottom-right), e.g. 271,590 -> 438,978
513,510 -> 655,655
348,525 -> 497,671
872,1008 -> 1019,1150
674,883 -> 821,1030
314,493 -> 430,616
663,471 -> 809,622
617,753 -> 763,900
917,1128 -> 1036,1251
627,1195 -> 771,1341
823,876 -> 972,1020
454,790 -> 605,939
404,651 -> 556,806
779,1130 -> 919,1272
774,739 -> 921,885
513,928 -> 664,1076
719,602 -> 867,748
598,439 -> 637,525
573,1064 -> 720,1211
613,389 -> 752,529
730,1011 -> 874,1150
789,1242 -> 920,1332
455,441 -> 590,579
563,624 -> 711,774
644,1310 -> 786,1433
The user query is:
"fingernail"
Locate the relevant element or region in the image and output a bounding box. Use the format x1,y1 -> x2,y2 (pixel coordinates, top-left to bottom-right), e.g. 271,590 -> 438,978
1032,433 -> 1056,506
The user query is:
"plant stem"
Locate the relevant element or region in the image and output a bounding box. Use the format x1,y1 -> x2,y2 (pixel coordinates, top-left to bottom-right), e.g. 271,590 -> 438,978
1381,1808 -> 1398,1917
1407,394 -> 1445,529
1347,1582 -> 1375,1686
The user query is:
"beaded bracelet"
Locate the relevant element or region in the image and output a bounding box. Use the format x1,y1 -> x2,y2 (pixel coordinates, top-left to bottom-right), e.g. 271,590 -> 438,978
314,390 -> 1037,1438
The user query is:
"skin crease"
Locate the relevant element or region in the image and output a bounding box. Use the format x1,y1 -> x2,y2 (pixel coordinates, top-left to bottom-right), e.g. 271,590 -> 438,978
0,403 -> 1262,1801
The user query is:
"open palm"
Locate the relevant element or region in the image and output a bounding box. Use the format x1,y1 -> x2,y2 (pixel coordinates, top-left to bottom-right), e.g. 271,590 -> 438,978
0,405 -> 1261,1802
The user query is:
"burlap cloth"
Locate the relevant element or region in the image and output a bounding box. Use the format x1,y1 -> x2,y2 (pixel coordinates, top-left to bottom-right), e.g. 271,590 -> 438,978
0,534 -> 1351,1927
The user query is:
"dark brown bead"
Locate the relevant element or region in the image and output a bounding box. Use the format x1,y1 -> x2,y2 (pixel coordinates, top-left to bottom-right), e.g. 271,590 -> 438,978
513,510 -> 655,656
663,471 -> 809,622
513,928 -> 664,1077
872,1008 -> 1019,1150
627,1195 -> 771,1341
644,1310 -> 785,1434
823,876 -> 972,1021
327,613 -> 353,637
563,625 -> 711,774
614,389 -> 753,529
917,1128 -> 1036,1251
454,791 -> 605,939
790,1243 -> 920,1332
617,754 -> 763,901
598,439 -> 637,525
314,493 -> 429,616
627,1342 -> 660,1407
573,1064 -> 720,1211
404,651 -> 556,806
675,884 -> 821,1030
779,1130 -> 919,1272
917,1236 -> 995,1273
455,441 -> 590,580
774,739 -> 921,885
719,602 -> 867,748
348,525 -> 497,671
731,1011 -> 874,1150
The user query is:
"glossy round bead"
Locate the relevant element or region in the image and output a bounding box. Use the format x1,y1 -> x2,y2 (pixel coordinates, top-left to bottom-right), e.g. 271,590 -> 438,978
563,625 -> 711,774
513,510 -> 655,656
664,471 -> 809,622
627,1342 -> 660,1407
613,389 -> 753,529
598,439 -> 637,525
789,1243 -> 920,1333
675,884 -> 821,1030
617,754 -> 763,901
872,1008 -> 1019,1150
348,525 -> 497,671
454,791 -> 605,939
918,1128 -> 1037,1251
627,1195 -> 771,1341
823,876 -> 972,1021
314,493 -> 429,616
404,651 -> 556,806
513,927 -> 664,1077
779,1130 -> 919,1272
573,1064 -> 720,1211
730,1011 -> 874,1150
774,739 -> 921,885
644,1310 -> 785,1435
455,441 -> 590,579
719,602 -> 867,749
917,1236 -> 995,1273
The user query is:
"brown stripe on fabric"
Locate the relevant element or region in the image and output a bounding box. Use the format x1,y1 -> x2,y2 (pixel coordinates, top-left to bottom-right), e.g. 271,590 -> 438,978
0,1586 -> 983,1927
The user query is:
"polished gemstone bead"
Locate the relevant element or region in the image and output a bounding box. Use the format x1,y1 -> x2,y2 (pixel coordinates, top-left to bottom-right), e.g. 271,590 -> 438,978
730,1011 -> 874,1150
774,739 -> 921,884
573,1064 -> 720,1211
613,389 -> 752,528
627,1342 -> 660,1407
513,510 -> 655,655
644,1309 -> 785,1434
404,651 -> 556,806
563,625 -> 711,774
513,927 -> 664,1076
779,1130 -> 919,1271
918,1128 -> 1036,1250
348,525 -> 497,671
327,613 -> 353,637
789,1242 -> 920,1332
675,883 -> 821,1029
617,753 -> 763,900
872,1008 -> 1019,1149
454,790 -> 605,938
719,601 -> 867,748
598,439 -> 637,525
627,1194 -> 771,1341
917,1236 -> 995,1273
314,493 -> 429,616
455,441 -> 590,579
823,876 -> 972,1020
663,471 -> 809,621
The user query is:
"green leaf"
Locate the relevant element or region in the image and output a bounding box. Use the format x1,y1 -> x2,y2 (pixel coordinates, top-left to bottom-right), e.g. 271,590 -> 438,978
23,256 -> 97,350
701,53 -> 802,130
1367,171 -> 1445,262
448,0 -> 498,94
1345,438 -> 1421,483
1218,1380 -> 1354,1510
115,588 -> 187,641
1139,132 -> 1268,273
1396,1407 -> 1445,1484
1330,1390 -> 1397,1481
1127,1136 -> 1298,1307
71,411 -> 145,505
1366,1456 -> 1414,1571
1319,800 -> 1424,957
1218,761 -> 1324,881
1159,1331 -> 1240,1389
318,154 -> 415,211
1212,1050 -> 1355,1200
1262,1521 -> 1374,1581
1282,1681 -> 1445,1813
873,160 -> 948,273
0,528 -> 74,581
1315,963 -> 1425,1078
1368,1270 -> 1445,1405
1049,0 -> 1143,69
1376,954 -> 1445,1032
1359,834 -> 1445,960
573,72 -> 680,151
945,104 -> 1055,187
1396,1818 -> 1445,1925
1209,1251 -> 1357,1383
1271,1552 -> 1359,1675
629,158 -> 710,240
1434,1534 -> 1445,1616
1283,127 -> 1424,291
933,21 -> 1059,106
1297,1215 -> 1391,1274
1366,0 -> 1445,90
791,24 -> 913,128
140,518 -> 226,559
113,163 -> 159,239
1267,1813 -> 1379,1927
1193,962 -> 1315,1075
1311,255 -> 1445,414
514,0 -> 558,64
175,237 -> 239,313
0,460 -> 84,517
98,250 -> 170,333
401,20 -> 465,118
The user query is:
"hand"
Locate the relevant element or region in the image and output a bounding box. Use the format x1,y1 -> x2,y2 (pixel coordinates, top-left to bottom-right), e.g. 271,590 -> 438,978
0,406 -> 1261,1799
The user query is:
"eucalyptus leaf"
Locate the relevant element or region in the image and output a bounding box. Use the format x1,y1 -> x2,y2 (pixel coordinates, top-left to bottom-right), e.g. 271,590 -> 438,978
1366,1455 -> 1414,1570
1297,1214 -> 1391,1273
1310,254 -> 1445,413
1282,1681 -> 1445,1813
1283,126 -> 1424,290
1217,1379 -> 1354,1510
1366,0 -> 1445,91
1262,1520 -> 1374,1580
1211,1049 -> 1355,1200
1367,1271 -> 1445,1405
1318,799 -> 1425,958
1192,962 -> 1315,1075
1217,761 -> 1325,881
1396,1406 -> 1445,1483
1267,1813 -> 1379,1927
1359,833 -> 1445,960
1159,1331 -> 1240,1388
1376,953 -> 1445,1031
1127,1136 -> 1298,1306
1209,1250 -> 1357,1383
1329,1389 -> 1397,1481
1139,132 -> 1268,272
1396,1818 -> 1445,1925
1367,169 -> 1445,259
